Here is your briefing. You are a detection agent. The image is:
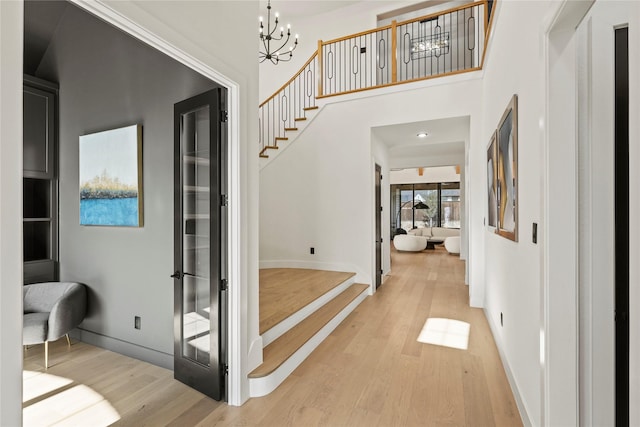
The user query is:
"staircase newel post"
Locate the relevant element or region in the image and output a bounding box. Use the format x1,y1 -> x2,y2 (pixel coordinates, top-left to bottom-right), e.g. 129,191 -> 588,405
391,20 -> 398,83
317,40 -> 324,97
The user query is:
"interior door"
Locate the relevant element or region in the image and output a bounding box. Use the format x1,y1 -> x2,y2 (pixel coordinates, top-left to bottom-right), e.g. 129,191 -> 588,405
173,87 -> 228,401
375,164 -> 382,289
614,26 -> 629,426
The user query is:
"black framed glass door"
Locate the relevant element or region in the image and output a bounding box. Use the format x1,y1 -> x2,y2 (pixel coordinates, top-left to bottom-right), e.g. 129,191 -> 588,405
173,87 -> 227,401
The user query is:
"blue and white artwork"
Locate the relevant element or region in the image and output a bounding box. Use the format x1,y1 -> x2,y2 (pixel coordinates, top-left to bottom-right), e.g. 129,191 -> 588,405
79,124 -> 143,227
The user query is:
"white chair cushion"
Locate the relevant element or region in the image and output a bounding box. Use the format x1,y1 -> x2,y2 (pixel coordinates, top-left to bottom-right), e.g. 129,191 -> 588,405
394,235 -> 427,251
444,236 -> 461,254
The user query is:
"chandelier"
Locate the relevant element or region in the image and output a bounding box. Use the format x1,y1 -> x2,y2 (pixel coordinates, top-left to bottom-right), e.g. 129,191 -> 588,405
259,0 -> 299,64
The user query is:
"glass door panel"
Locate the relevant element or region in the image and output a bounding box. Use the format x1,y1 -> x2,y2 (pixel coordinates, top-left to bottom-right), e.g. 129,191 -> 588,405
173,87 -> 227,401
181,106 -> 211,366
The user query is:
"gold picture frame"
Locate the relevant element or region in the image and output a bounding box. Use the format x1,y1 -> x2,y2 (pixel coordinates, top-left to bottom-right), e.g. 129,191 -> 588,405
496,95 -> 518,241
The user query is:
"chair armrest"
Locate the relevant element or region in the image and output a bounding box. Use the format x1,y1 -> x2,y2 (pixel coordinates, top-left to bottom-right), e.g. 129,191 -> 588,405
48,284 -> 87,341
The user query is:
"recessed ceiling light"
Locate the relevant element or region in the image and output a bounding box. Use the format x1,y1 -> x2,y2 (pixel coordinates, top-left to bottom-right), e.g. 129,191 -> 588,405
417,132 -> 428,138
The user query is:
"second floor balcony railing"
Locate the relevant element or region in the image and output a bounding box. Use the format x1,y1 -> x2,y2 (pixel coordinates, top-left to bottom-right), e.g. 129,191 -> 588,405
260,0 -> 494,157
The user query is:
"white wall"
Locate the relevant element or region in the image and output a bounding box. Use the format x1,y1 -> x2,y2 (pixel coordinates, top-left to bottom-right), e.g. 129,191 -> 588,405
479,1 -> 556,425
576,2 -> 640,425
260,72 -> 482,294
0,2 -> 24,425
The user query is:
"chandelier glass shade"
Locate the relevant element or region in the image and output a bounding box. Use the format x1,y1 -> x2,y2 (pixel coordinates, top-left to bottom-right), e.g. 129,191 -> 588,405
259,0 -> 299,64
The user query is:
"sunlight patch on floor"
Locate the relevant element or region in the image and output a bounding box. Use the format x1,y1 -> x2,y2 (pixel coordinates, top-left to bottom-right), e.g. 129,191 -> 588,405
417,317 -> 470,350
23,371 -> 73,403
23,371 -> 120,427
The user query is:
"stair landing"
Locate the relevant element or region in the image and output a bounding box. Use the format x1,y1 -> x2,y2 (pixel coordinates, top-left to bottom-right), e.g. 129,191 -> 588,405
259,269 -> 356,334
250,268 -> 368,397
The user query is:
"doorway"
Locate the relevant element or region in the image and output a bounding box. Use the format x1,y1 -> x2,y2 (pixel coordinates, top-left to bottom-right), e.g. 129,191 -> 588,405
375,164 -> 382,289
173,88 -> 228,401
614,26 -> 629,427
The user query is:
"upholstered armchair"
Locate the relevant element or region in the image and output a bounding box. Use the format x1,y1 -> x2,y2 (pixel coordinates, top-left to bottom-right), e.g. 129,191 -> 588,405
23,282 -> 87,368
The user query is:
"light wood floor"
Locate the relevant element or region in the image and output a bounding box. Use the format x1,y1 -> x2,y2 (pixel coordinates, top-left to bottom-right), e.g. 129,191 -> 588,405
259,268 -> 355,334
23,247 -> 522,426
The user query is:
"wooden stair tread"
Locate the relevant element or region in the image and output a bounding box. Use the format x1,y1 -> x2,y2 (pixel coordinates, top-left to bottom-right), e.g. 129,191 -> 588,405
294,117 -> 307,121
303,106 -> 319,111
259,269 -> 356,334
284,127 -> 298,131
259,154 -> 269,158
275,137 -> 288,141
249,283 -> 368,378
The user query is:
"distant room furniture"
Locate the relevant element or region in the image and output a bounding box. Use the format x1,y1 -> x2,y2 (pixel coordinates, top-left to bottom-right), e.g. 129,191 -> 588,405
408,226 -> 460,250
23,282 -> 87,368
444,236 -> 461,254
393,234 -> 428,252
426,238 -> 445,250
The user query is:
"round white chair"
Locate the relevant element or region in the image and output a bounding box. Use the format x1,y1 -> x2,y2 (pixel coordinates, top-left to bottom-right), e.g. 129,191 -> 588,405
444,236 -> 461,254
393,234 -> 427,252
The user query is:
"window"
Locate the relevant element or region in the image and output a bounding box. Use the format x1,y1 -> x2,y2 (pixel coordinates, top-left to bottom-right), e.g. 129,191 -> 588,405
441,183 -> 460,228
392,182 -> 460,235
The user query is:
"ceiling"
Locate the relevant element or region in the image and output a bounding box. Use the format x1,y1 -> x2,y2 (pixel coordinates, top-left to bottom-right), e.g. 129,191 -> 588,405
24,0 -> 69,75
258,0 -> 362,18
372,116 -> 468,168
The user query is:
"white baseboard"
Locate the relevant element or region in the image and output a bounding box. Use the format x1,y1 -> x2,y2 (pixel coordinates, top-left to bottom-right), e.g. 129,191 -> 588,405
72,328 -> 173,370
249,288 -> 368,398
483,308 -> 532,427
247,335 -> 264,373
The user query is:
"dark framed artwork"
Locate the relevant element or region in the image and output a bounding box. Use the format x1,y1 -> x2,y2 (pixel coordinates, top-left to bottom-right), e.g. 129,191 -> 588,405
496,95 -> 518,241
486,130 -> 498,229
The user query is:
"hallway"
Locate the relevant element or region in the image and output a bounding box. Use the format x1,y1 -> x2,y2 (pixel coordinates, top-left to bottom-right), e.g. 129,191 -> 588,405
23,247 -> 521,426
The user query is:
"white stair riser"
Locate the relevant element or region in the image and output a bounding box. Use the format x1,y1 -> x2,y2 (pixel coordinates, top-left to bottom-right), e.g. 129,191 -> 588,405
249,289 -> 368,398
262,276 -> 356,346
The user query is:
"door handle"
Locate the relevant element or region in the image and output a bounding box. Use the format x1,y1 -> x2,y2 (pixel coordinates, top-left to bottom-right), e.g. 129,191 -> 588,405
171,271 -> 196,279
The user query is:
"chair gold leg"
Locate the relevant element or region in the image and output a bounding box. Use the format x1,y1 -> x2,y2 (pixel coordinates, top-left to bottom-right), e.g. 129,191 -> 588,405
66,334 -> 71,347
45,341 -> 49,369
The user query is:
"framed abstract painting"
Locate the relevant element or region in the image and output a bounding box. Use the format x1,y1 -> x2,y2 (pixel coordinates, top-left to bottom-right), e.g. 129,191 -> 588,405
486,130 -> 498,229
496,95 -> 518,241
79,124 -> 143,227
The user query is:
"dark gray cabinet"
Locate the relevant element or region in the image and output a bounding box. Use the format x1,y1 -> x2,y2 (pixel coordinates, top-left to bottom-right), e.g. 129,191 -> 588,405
23,75 -> 58,284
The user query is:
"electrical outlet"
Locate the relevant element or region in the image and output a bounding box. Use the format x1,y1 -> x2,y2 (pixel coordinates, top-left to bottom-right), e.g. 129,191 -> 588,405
500,312 -> 503,327
310,247 -> 315,255
135,316 -> 141,330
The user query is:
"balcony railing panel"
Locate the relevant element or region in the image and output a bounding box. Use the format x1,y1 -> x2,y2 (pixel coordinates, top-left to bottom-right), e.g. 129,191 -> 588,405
396,4 -> 484,82
259,54 -> 317,155
259,0 -> 492,157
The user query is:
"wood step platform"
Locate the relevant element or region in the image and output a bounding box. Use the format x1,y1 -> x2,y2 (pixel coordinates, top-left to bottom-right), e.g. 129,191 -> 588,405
259,269 -> 356,335
249,283 -> 368,397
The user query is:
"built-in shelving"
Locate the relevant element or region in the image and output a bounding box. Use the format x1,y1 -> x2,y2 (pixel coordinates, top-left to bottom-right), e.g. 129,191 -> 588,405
23,75 -> 58,284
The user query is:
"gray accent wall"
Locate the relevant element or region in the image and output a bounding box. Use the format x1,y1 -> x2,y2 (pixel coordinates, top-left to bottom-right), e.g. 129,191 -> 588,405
35,3 -> 217,367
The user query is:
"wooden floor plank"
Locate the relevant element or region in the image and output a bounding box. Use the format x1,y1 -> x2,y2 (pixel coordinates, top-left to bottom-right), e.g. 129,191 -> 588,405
23,247 -> 522,427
